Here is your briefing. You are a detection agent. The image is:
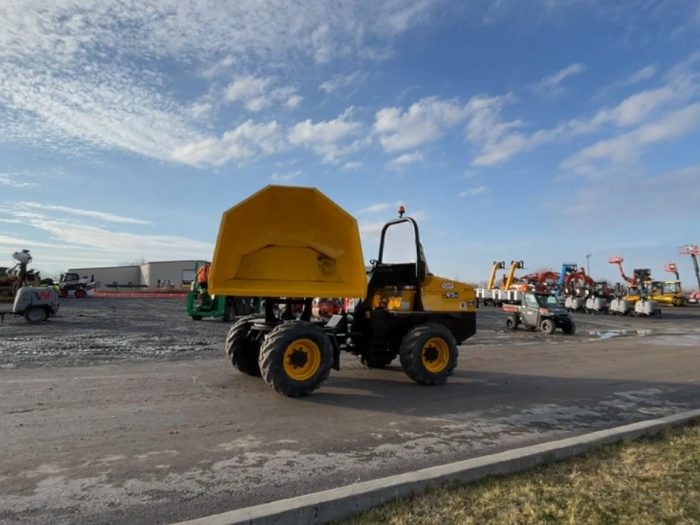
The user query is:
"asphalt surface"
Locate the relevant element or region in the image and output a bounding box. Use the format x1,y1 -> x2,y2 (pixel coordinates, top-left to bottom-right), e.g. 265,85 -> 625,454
1,298 -> 699,524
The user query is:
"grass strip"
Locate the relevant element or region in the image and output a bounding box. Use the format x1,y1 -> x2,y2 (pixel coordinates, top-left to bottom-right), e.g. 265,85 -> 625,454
340,422 -> 700,525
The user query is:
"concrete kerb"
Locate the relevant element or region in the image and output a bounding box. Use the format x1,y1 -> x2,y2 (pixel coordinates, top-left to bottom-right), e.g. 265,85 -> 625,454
174,408 -> 700,525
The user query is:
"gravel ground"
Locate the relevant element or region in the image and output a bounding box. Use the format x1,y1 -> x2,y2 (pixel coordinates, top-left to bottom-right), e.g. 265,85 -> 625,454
1,297 -> 698,369
0,297 -> 230,368
0,298 -> 699,524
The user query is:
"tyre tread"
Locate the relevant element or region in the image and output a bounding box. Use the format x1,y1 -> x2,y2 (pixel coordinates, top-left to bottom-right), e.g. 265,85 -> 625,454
399,323 -> 458,386
259,321 -> 332,397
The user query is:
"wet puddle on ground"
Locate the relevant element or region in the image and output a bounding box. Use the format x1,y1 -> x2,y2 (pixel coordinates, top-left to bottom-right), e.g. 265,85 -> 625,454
636,334 -> 700,347
586,329 -> 654,340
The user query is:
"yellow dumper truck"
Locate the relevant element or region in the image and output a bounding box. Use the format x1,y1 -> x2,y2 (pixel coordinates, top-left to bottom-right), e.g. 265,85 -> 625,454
209,186 -> 476,397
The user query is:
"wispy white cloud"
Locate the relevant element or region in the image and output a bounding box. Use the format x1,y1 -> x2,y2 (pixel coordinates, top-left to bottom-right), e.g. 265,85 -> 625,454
554,165 -> 700,220
287,109 -> 363,161
225,75 -> 300,112
271,170 -> 303,182
171,120 -> 281,166
359,221 -> 387,239
534,63 -> 586,96
319,72 -> 362,94
0,1 -> 438,164
0,204 -> 213,272
342,161 -> 363,171
471,60 -> 699,166
225,76 -> 272,110
374,94 -> 521,156
626,65 -> 659,86
387,152 -> 424,168
285,95 -> 303,109
357,203 -> 395,214
0,174 -> 38,189
561,102 -> 700,174
458,186 -> 489,197
19,203 -> 149,225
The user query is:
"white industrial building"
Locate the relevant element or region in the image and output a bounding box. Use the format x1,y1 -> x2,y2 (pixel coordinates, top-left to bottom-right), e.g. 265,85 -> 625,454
68,260 -> 199,290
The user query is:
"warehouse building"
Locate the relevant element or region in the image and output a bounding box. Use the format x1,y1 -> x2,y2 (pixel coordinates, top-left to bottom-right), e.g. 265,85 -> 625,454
68,260 -> 199,290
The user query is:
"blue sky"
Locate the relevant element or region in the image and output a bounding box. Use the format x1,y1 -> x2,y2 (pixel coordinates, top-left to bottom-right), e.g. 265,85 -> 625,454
1,0 -> 699,286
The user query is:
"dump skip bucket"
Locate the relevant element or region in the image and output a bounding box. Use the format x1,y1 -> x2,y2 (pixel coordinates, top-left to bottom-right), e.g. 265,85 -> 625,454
209,185 -> 367,298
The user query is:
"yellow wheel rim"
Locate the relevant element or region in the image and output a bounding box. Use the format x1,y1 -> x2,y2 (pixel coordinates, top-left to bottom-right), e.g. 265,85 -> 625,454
421,337 -> 450,373
283,339 -> 321,381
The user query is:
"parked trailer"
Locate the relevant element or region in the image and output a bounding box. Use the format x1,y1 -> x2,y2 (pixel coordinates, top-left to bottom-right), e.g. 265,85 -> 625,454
0,286 -> 59,324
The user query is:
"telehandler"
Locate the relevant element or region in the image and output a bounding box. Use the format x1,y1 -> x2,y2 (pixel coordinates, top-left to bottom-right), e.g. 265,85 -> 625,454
209,186 -> 477,397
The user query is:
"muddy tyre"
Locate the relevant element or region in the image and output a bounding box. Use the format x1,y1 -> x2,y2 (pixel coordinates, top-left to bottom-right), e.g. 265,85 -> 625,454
24,306 -> 47,324
226,315 -> 264,376
562,321 -> 576,335
399,323 -> 458,385
505,316 -> 518,330
540,318 -> 556,335
259,321 -> 332,397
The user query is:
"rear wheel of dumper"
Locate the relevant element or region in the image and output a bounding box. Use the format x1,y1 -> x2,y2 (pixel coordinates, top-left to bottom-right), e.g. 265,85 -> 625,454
540,318 -> 556,335
259,321 -> 332,397
24,306 -> 47,324
562,321 -> 576,335
399,323 -> 458,385
226,315 -> 263,376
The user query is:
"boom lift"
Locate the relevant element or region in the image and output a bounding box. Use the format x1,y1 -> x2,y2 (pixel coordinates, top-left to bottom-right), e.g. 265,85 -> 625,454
494,260 -> 524,305
679,245 -> 700,303
475,261 -> 505,306
209,186 -> 477,397
556,263 -> 578,297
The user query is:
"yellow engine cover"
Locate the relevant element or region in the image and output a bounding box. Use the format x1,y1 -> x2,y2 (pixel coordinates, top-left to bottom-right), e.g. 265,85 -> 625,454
421,274 -> 476,313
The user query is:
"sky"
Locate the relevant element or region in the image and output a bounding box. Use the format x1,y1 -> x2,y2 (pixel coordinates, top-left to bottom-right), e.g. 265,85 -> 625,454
1,0 -> 699,286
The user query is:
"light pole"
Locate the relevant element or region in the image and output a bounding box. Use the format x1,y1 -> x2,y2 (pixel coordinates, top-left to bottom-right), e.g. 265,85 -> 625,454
586,253 -> 591,277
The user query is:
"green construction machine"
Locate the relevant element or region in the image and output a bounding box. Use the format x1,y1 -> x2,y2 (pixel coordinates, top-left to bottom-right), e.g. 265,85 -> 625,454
186,261 -> 260,321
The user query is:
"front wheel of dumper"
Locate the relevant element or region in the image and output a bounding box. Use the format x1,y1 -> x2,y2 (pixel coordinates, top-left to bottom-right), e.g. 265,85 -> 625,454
226,315 -> 264,376
399,323 -> 458,385
259,321 -> 333,397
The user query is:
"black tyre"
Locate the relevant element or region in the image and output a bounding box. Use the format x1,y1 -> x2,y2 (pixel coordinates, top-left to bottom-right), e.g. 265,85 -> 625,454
190,315 -> 203,321
399,323 -> 458,386
361,351 -> 395,369
505,316 -> 518,330
540,318 -> 556,335
226,315 -> 263,376
259,321 -> 333,397
24,307 -> 47,324
562,321 -> 576,335
222,297 -> 235,322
